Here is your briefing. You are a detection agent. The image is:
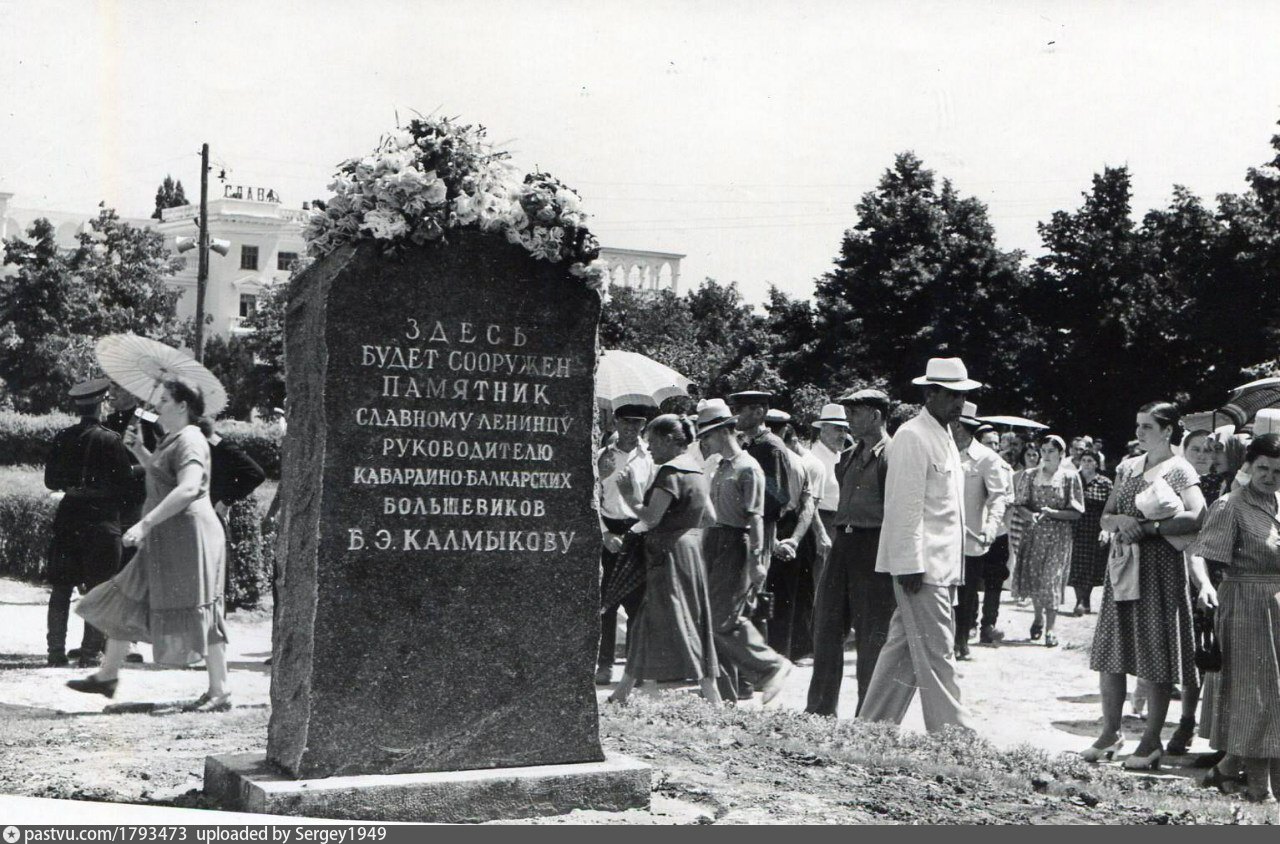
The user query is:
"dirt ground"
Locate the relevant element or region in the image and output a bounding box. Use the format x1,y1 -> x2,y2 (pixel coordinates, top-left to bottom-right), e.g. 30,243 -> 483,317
0,577 -> 1274,824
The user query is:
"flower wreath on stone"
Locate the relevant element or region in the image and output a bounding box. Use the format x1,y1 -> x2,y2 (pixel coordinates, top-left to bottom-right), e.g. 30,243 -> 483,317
302,114 -> 610,292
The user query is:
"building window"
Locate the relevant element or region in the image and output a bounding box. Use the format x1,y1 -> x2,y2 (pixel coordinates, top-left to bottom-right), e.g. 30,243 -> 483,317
239,294 -> 258,319
277,251 -> 298,271
240,245 -> 258,270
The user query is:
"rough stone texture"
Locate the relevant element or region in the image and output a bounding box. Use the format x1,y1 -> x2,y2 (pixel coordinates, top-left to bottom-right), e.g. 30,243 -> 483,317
268,233 -> 604,778
205,753 -> 651,823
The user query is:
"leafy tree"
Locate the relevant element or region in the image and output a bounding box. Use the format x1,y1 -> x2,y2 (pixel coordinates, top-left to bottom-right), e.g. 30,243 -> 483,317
0,207 -> 184,412
237,280 -> 288,416
151,175 -> 188,220
813,152 -> 1034,414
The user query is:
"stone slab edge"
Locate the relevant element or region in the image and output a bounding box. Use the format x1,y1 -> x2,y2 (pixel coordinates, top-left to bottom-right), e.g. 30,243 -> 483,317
204,752 -> 651,823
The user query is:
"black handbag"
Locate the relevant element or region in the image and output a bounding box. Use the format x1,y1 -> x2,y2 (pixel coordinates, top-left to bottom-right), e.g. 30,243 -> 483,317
1194,611 -> 1222,673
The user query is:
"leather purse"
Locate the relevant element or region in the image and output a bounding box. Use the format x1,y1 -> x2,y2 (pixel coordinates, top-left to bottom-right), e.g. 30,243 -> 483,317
1194,611 -> 1222,673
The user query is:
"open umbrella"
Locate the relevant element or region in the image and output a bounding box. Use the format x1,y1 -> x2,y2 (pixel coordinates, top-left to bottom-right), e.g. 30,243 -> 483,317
977,414 -> 1049,430
1218,376 -> 1280,428
596,350 -> 691,411
95,334 -> 228,417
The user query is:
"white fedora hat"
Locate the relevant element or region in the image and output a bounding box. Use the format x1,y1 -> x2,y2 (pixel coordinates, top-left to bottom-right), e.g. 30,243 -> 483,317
812,403 -> 849,428
695,399 -> 737,437
911,357 -> 983,391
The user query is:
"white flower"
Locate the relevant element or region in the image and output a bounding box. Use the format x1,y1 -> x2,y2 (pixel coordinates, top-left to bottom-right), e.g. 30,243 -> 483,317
392,129 -> 415,150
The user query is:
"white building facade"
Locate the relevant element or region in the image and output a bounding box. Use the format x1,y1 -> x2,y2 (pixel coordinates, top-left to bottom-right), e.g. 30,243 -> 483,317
2,189 -> 684,338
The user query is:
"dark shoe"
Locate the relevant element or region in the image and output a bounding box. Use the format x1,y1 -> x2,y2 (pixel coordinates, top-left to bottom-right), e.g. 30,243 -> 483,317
1202,764 -> 1244,794
47,653 -> 69,668
66,648 -> 82,660
1192,750 -> 1227,769
1030,621 -> 1043,641
125,653 -> 145,664
979,624 -> 1004,644
76,653 -> 102,668
594,666 -> 614,685
1072,603 -> 1086,617
955,640 -> 971,660
1166,718 -> 1196,756
66,675 -> 118,698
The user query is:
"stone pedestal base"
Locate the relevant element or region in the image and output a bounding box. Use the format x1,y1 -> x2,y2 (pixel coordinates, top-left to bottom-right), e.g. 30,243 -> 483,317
204,753 -> 651,823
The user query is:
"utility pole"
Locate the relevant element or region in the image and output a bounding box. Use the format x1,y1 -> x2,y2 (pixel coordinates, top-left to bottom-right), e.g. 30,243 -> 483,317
194,142 -> 210,362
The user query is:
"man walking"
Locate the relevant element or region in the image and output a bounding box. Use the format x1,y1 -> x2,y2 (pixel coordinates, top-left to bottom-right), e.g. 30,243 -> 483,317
806,388 -> 895,716
44,379 -> 136,667
763,410 -> 818,660
698,400 -> 793,705
595,404 -> 654,684
859,358 -> 979,733
952,404 -> 1011,659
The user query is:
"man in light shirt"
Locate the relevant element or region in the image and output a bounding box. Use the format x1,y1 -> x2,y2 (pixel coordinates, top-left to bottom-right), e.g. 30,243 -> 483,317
859,358 -> 979,733
952,404 -> 1011,660
809,402 -> 849,550
596,404 -> 655,684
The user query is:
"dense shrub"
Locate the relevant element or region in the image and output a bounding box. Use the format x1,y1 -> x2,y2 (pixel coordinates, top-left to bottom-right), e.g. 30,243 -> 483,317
0,467 -> 274,609
212,421 -> 283,481
0,411 -> 76,466
0,413 -> 284,480
225,491 -> 274,611
0,467 -> 57,580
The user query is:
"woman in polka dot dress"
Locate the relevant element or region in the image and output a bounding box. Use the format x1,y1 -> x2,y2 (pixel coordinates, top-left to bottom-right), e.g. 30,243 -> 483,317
1082,402 -> 1206,770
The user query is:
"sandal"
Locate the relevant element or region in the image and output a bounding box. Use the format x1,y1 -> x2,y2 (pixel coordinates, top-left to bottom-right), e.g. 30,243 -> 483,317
185,692 -> 232,713
1166,718 -> 1196,756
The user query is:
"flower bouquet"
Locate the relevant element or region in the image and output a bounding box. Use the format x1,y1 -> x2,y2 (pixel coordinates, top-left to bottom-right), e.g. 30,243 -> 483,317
303,114 -> 609,291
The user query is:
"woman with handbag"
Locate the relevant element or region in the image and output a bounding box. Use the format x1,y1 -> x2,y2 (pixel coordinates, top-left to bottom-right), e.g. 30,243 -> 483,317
1010,436 -> 1084,647
1083,402 -> 1206,770
1193,433 -> 1280,802
609,414 -> 721,705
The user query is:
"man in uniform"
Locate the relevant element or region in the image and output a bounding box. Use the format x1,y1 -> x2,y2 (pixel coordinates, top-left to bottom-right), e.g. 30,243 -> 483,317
596,404 -> 654,684
44,378 -> 137,667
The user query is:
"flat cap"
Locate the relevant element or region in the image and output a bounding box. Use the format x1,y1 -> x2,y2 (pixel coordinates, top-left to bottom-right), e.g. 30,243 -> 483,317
838,388 -> 890,406
726,390 -> 773,406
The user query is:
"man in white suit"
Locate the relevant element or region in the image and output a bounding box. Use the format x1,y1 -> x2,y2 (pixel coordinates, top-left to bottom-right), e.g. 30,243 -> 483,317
858,357 -> 980,733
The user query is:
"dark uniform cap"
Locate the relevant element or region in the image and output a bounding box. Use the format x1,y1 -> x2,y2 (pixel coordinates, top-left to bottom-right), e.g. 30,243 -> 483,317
765,409 -> 792,424
726,390 -> 773,407
68,378 -> 112,404
613,403 -> 651,421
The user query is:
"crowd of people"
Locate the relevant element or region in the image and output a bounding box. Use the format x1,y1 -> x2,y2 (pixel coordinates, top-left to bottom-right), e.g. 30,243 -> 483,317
596,357 -> 1280,803
42,375 -> 264,712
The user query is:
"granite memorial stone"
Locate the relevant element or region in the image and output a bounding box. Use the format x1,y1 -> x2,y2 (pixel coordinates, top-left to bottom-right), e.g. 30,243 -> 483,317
267,231 -> 604,779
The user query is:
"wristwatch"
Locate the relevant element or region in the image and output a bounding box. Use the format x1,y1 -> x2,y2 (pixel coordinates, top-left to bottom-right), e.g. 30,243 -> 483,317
1153,520 -> 1162,535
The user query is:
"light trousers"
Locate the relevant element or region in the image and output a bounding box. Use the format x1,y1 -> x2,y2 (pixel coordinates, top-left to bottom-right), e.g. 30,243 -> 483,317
858,581 -> 973,733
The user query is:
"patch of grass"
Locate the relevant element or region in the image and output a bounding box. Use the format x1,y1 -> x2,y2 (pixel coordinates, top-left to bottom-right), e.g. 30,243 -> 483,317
602,694 -> 1277,824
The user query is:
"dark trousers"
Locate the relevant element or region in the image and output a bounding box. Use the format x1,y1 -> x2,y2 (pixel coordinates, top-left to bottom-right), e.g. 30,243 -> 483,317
705,526 -> 787,701
806,526 -> 894,716
954,535 -> 1011,641
599,516 -> 640,670
765,512 -> 815,661
47,583 -> 106,658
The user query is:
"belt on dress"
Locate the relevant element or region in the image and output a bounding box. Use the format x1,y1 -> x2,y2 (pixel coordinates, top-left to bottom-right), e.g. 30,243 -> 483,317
839,525 -> 880,533
1221,572 -> 1280,584
709,524 -> 750,534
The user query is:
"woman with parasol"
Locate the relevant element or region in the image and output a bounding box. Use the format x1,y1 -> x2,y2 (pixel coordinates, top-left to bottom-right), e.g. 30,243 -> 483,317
66,335 -> 232,711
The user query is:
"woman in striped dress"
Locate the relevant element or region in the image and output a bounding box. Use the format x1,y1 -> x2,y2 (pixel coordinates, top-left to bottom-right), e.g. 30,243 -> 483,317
1194,433 -> 1280,802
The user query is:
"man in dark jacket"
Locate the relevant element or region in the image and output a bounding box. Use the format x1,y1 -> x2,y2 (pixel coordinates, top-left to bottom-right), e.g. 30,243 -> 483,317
44,378 -> 138,667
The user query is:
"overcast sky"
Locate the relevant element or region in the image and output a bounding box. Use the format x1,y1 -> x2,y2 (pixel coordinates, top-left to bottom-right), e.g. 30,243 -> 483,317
3,0 -> 1280,303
